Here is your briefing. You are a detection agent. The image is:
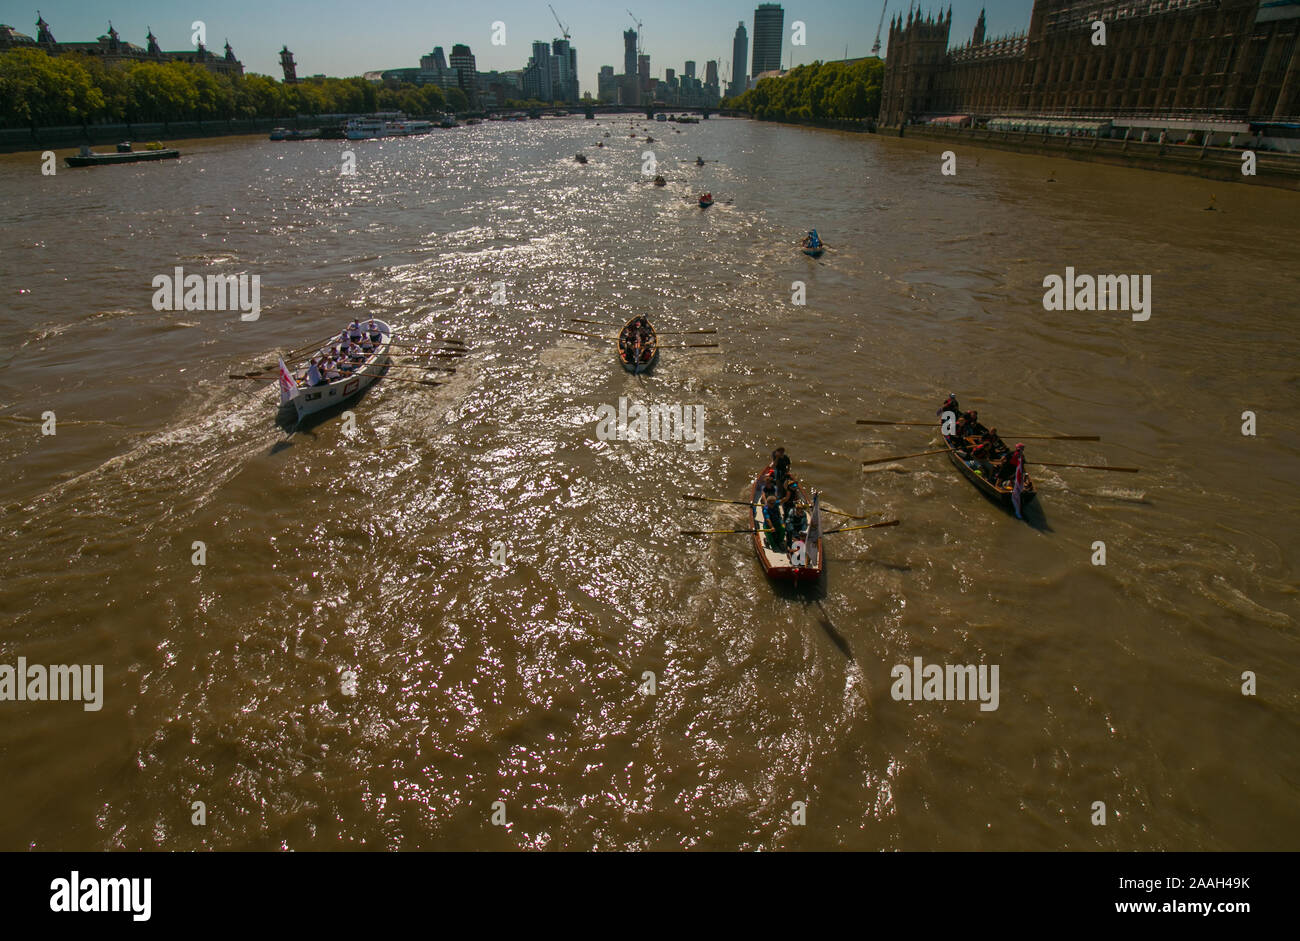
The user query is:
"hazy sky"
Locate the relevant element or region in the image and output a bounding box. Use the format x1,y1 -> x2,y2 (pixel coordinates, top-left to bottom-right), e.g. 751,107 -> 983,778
1,1 -> 1036,86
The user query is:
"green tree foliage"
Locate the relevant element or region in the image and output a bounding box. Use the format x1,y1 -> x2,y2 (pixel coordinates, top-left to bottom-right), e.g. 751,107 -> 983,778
722,58 -> 883,123
0,47 -> 463,127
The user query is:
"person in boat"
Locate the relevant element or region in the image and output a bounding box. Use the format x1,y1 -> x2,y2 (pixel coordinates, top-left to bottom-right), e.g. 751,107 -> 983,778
347,320 -> 364,341
359,335 -> 375,356
772,447 -> 791,488
347,341 -> 365,363
803,229 -> 821,249
762,497 -> 786,552
970,435 -> 996,476
307,357 -> 325,387
367,320 -> 383,343
995,443 -> 1026,486
785,503 -> 809,550
780,476 -> 802,522
938,393 -> 961,423
761,473 -> 778,505
320,357 -> 340,381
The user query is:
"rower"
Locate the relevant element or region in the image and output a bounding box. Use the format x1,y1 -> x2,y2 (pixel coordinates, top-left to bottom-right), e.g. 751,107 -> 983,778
347,320 -> 364,341
307,357 -> 324,387
781,476 -> 802,518
359,335 -> 375,355
995,443 -> 1026,485
367,320 -> 383,343
762,498 -> 786,551
785,506 -> 806,551
321,358 -> 340,381
772,447 -> 791,488
938,392 -> 960,422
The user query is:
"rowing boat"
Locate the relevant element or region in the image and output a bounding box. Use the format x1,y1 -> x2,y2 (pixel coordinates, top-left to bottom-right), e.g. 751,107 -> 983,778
280,319 -> 393,419
800,239 -> 825,258
617,317 -> 658,374
749,468 -> 824,583
699,193 -> 714,208
941,422 -> 1036,509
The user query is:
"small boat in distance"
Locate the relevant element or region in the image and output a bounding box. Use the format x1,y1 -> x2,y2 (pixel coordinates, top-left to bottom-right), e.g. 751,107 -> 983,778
695,156 -> 705,166
575,153 -> 588,163
800,230 -> 826,258
65,142 -> 179,167
270,127 -> 321,141
653,175 -> 666,186
699,193 -> 714,208
617,317 -> 659,375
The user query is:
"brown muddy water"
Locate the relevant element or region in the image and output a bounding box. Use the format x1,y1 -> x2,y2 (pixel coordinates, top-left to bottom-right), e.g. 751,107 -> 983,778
0,117 -> 1297,850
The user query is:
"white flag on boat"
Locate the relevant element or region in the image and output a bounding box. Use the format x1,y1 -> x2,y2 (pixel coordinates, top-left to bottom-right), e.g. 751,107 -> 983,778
804,492 -> 822,568
1012,460 -> 1025,519
277,357 -> 296,405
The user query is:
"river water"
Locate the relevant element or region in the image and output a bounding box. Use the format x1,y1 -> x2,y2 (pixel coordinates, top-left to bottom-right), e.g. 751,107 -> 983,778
1,117 -> 1297,850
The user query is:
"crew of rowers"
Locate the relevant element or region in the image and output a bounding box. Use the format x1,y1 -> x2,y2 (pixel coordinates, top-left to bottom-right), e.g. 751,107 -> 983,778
757,447 -> 811,555
298,320 -> 386,387
619,316 -> 655,364
938,393 -> 1027,487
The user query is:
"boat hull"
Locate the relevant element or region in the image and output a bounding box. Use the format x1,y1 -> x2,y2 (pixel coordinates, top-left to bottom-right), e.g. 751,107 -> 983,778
288,321 -> 392,419
942,433 -> 1037,509
65,149 -> 179,167
750,472 -> 823,583
801,246 -> 824,258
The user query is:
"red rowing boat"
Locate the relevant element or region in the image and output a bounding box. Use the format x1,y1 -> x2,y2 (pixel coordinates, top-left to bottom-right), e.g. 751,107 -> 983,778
749,467 -> 823,583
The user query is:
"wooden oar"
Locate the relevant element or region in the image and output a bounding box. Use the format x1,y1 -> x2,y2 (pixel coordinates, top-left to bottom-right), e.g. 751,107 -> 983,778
855,420 -> 1099,441
818,506 -> 876,521
657,329 -> 717,335
571,318 -> 619,327
561,329 -> 614,340
682,494 -> 754,507
1030,461 -> 1140,472
374,374 -> 445,388
857,419 -> 940,426
661,342 -> 719,349
680,527 -> 772,536
862,448 -> 949,466
824,520 -> 901,534
377,362 -> 456,373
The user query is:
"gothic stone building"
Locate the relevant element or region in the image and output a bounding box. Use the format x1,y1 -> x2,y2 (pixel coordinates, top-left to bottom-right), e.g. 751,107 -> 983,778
880,0 -> 1300,124
0,15 -> 244,77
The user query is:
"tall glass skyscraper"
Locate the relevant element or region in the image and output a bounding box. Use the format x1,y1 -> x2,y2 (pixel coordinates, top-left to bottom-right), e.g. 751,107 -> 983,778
751,3 -> 784,76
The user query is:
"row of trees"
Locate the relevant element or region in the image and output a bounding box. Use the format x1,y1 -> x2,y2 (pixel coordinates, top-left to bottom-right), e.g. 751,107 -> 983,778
722,59 -> 884,124
0,48 -> 471,129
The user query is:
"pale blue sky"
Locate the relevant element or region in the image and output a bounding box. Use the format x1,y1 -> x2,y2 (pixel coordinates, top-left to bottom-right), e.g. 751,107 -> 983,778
1,1 -> 1036,85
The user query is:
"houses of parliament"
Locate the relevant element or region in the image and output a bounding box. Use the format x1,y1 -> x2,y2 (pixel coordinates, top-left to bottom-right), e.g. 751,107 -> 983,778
880,0 -> 1300,125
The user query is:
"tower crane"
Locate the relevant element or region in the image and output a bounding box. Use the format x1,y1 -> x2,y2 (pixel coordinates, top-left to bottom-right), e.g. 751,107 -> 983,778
626,9 -> 642,57
548,4 -> 570,41
872,0 -> 888,55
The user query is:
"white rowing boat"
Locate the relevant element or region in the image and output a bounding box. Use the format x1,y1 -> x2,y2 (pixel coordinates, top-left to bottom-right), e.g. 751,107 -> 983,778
278,319 -> 393,419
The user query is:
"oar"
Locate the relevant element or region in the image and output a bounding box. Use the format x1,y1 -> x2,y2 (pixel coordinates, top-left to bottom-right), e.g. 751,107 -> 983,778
855,420 -> 1100,441
399,332 -> 466,345
680,527 -> 772,536
386,342 -> 466,351
657,329 -> 717,335
862,448 -> 949,466
857,419 -> 941,426
824,520 -> 901,534
561,329 -> 614,340
1030,461 -> 1140,472
378,362 -> 456,373
681,491 -> 754,506
818,506 -> 876,521
374,374 -> 445,389
662,342 -> 719,349
1006,434 -> 1101,442
571,318 -> 619,327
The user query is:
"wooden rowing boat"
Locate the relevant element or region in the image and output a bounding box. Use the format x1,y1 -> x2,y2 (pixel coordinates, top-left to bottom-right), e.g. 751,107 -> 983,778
282,320 -> 393,419
941,422 -> 1036,509
800,239 -> 825,258
749,468 -> 824,583
617,317 -> 659,375
699,194 -> 714,208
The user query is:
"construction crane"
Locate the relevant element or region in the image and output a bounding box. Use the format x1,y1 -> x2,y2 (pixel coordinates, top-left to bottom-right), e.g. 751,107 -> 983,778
872,0 -> 888,55
626,9 -> 642,56
548,4 -> 570,41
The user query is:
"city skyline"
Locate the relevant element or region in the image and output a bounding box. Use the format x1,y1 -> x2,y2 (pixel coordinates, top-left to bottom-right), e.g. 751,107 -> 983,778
0,2 -> 1038,88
